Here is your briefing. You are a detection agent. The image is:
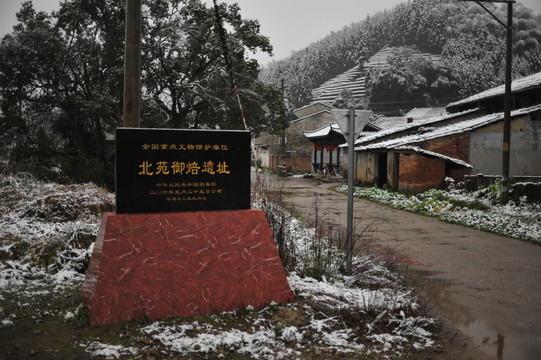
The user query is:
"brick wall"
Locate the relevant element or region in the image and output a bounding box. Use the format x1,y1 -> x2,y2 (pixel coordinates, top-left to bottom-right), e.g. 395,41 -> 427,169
415,132 -> 471,184
286,154 -> 312,173
447,167 -> 468,183
270,154 -> 312,173
354,133 -> 472,192
423,133 -> 470,163
398,153 -> 446,193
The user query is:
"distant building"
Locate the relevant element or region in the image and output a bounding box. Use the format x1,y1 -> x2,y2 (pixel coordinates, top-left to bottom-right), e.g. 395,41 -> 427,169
253,103 -> 336,173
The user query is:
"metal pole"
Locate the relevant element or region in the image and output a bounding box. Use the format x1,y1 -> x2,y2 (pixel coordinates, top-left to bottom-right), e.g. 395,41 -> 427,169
123,0 -> 141,128
501,1 -> 513,204
346,108 -> 355,274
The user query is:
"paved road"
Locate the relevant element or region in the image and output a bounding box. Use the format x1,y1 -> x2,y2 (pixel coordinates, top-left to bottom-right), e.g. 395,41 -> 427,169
257,172 -> 541,360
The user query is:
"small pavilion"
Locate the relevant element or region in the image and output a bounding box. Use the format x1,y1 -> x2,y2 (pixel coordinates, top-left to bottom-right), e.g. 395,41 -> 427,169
303,123 -> 346,175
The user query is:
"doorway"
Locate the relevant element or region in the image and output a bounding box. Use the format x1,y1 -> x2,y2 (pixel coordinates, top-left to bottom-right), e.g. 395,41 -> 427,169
377,152 -> 388,188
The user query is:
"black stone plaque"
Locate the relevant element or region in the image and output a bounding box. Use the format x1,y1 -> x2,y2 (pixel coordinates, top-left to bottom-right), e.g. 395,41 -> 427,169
115,128 -> 251,214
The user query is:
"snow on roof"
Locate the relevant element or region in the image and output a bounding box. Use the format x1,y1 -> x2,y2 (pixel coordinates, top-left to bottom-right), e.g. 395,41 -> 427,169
303,123 -> 342,139
447,71 -> 541,109
395,146 -> 473,168
405,107 -> 447,119
356,104 -> 541,151
294,102 -> 333,113
369,116 -> 408,130
368,108 -> 447,131
290,109 -> 333,124
355,108 -> 480,145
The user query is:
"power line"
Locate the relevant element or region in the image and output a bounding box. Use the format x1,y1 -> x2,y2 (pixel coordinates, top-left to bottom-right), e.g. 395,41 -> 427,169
368,95 -> 462,106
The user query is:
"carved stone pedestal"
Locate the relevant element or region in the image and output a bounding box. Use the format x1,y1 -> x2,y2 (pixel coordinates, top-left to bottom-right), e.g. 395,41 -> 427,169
81,209 -> 293,326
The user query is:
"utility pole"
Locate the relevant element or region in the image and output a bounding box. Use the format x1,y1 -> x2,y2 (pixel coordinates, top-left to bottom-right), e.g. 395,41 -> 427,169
458,0 -> 514,203
123,0 -> 142,128
281,79 -> 286,158
502,1 -> 513,204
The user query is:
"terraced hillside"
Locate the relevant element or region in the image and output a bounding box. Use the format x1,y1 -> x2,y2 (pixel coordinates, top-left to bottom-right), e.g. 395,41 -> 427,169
310,47 -> 441,105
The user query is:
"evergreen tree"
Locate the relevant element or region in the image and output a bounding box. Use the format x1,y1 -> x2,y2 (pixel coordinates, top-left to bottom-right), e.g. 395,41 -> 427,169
0,0 -> 285,186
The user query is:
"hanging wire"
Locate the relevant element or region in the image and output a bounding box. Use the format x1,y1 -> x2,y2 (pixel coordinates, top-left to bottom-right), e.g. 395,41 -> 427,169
213,1 -> 272,213
212,0 -> 248,131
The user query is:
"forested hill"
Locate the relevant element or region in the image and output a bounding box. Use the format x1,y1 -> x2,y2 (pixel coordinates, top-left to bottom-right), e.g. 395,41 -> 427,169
260,0 -> 541,109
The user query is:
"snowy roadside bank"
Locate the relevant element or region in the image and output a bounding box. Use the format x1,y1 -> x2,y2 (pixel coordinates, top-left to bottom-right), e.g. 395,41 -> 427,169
1,173 -> 440,359
336,182 -> 541,245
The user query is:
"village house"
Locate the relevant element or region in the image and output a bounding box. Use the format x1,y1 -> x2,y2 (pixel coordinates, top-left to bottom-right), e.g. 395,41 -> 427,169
302,106 -> 456,178
255,45 -> 446,175
258,65 -> 541,194
303,123 -> 345,175
254,102 -> 337,173
351,71 -> 541,193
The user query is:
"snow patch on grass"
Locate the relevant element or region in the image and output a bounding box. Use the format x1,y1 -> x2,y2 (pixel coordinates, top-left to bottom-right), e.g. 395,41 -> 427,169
336,184 -> 541,245
85,341 -> 137,359
1,173 -> 437,358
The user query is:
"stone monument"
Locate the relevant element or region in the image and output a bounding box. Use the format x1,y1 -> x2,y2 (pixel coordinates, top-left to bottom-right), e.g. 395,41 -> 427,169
81,128 -> 293,326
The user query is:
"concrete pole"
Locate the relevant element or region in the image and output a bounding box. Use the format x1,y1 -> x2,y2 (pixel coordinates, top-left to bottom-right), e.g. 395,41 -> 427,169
458,1 -> 514,202
346,108 -> 355,274
501,1 -> 513,204
123,0 -> 141,128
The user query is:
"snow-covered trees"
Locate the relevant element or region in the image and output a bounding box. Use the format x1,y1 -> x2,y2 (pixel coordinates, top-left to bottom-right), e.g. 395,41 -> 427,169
366,46 -> 460,112
262,0 -> 541,108
443,1 -> 541,97
0,1 -> 125,186
261,12 -> 388,106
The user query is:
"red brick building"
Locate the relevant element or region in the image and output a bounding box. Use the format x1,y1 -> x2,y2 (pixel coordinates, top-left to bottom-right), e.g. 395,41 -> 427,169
355,105 -> 541,193
352,71 -> 541,193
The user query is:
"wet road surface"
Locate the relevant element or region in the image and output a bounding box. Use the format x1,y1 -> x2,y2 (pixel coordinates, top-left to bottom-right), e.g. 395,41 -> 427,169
257,172 -> 541,360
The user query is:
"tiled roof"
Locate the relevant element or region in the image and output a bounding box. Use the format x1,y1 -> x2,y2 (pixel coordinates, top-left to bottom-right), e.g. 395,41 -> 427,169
355,108 -> 480,145
303,123 -> 342,140
447,71 -> 541,109
356,104 -> 541,151
405,107 -> 447,119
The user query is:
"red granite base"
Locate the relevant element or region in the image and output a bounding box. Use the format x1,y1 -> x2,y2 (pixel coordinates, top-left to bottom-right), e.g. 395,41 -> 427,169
81,209 -> 293,326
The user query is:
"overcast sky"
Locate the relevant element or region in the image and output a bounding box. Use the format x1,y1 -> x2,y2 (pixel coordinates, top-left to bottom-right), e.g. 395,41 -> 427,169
2,0 -> 541,65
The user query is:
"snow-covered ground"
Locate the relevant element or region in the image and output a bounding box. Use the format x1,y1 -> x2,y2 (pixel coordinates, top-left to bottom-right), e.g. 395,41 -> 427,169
336,182 -> 541,245
0,173 -> 438,359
